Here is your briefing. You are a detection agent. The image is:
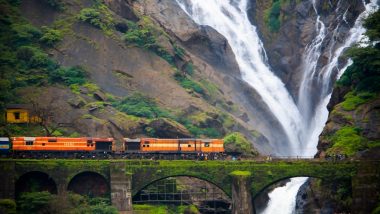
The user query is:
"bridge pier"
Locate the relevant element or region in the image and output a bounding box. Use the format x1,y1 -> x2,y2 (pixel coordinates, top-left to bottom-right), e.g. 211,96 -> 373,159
110,161 -> 133,213
231,171 -> 254,214
351,161 -> 380,214
0,161 -> 15,199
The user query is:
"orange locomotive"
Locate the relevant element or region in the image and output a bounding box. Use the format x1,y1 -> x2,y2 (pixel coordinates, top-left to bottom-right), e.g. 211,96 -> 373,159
124,138 -> 224,153
9,137 -> 225,158
12,137 -> 114,152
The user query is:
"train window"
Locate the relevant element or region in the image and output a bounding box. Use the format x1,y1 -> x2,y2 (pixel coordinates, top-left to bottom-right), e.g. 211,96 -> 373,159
26,141 -> 33,145
42,143 -> 45,146
204,142 -> 210,147
188,144 -> 191,147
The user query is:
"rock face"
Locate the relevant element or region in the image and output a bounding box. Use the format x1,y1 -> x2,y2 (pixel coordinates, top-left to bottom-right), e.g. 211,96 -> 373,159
316,92 -> 380,158
148,118 -> 192,138
249,0 -> 364,98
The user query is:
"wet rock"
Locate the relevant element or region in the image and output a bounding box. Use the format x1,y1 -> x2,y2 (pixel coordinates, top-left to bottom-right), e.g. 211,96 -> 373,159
94,91 -> 107,101
104,0 -> 139,21
148,118 -> 191,138
68,97 -> 86,108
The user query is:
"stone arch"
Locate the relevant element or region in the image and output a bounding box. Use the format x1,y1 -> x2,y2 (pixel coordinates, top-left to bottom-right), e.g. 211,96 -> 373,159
253,176 -> 322,213
134,175 -> 231,198
253,175 -> 322,200
67,171 -> 110,197
133,175 -> 231,213
15,171 -> 57,198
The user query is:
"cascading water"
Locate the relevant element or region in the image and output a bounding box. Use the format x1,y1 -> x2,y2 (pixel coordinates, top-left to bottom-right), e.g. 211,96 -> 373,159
265,0 -> 378,213
175,0 -> 378,213
175,0 -> 304,156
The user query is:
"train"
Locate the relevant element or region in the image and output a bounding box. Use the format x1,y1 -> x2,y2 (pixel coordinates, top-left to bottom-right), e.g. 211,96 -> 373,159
0,137 -> 226,159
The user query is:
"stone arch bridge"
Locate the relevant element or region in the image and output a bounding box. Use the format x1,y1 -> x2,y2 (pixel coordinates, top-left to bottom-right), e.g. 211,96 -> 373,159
0,159 -> 378,214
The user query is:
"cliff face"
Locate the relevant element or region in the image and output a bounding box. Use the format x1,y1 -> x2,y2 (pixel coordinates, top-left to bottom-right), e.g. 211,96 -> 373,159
249,0 -> 364,98
4,0 -> 275,152
316,89 -> 380,158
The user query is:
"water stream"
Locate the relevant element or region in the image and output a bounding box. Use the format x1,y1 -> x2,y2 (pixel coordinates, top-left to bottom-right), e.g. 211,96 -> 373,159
176,0 -> 304,156
175,0 -> 378,213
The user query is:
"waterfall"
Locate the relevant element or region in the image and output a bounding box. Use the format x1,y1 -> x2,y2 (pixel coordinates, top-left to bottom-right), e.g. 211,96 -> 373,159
175,0 -> 378,213
175,0 -> 304,156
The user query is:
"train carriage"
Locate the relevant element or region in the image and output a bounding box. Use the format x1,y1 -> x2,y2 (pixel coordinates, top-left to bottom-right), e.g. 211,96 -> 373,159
11,137 -> 114,158
124,138 -> 225,154
0,137 -> 10,155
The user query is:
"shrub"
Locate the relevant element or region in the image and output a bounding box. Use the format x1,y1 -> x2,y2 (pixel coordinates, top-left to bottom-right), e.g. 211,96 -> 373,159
337,11 -> 380,93
174,72 -> 204,95
264,0 -> 282,32
11,23 -> 41,46
326,126 -> 367,157
40,27 -> 63,46
17,191 -> 52,214
340,92 -> 376,111
78,8 -> 103,28
183,62 -> 194,76
49,66 -> 87,85
123,19 -> 174,64
224,132 -> 258,156
113,93 -> 170,119
0,199 -> 16,214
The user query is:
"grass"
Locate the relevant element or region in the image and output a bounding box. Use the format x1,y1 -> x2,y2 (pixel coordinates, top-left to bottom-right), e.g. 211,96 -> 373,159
230,170 -> 251,177
340,92 -> 376,111
326,126 -> 367,157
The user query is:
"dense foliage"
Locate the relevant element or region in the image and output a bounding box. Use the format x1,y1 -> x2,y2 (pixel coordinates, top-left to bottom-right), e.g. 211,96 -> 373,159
77,4 -> 114,35
326,126 -> 367,157
337,10 -> 380,93
174,72 -> 205,95
224,132 -> 258,157
17,191 -> 118,214
123,19 -> 174,64
264,0 -> 282,32
113,93 -> 170,119
0,199 -> 16,214
0,1 -> 88,110
133,204 -> 199,214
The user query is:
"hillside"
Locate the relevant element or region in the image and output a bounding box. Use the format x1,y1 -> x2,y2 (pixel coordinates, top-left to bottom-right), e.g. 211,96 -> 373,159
0,0 -> 266,154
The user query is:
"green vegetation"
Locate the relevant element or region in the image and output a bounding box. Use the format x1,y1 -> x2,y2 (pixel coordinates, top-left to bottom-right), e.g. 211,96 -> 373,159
77,4 -> 114,36
264,0 -> 282,32
133,204 -> 199,214
0,199 -> 16,214
340,91 -> 376,111
224,132 -> 258,157
17,192 -> 117,214
49,66 -> 87,86
113,93 -> 170,119
230,170 -> 251,177
123,18 -> 175,64
40,26 -> 63,47
326,126 -> 367,157
0,1 -> 91,110
174,72 -> 205,95
178,117 -> 222,138
337,10 -> 380,93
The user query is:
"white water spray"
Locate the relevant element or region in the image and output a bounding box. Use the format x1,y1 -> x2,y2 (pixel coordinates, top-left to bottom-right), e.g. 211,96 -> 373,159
175,0 -> 378,213
175,0 -> 304,155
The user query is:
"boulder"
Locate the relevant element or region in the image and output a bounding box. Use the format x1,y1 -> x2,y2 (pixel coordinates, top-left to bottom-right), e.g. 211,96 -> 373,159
148,118 -> 191,138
